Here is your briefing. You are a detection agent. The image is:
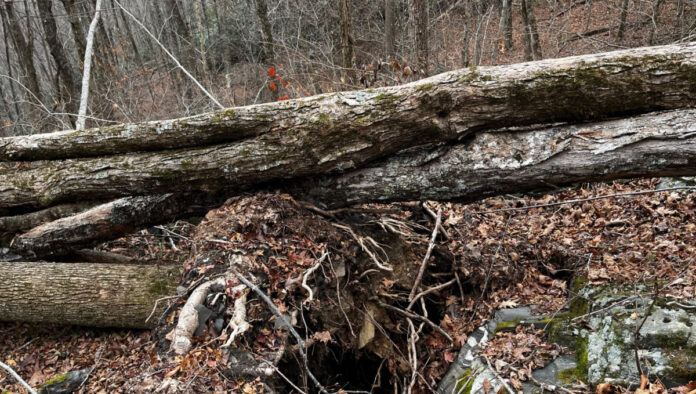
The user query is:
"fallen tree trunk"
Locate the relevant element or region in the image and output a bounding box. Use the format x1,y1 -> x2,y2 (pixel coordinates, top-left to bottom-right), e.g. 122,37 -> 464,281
9,193 -> 219,258
299,108 -> 696,207
0,262 -> 180,328
1,42 -> 696,213
8,109 -> 696,258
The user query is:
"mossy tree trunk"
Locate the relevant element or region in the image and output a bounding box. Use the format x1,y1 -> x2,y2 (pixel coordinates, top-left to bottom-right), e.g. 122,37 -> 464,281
1,43 -> 695,214
0,262 -> 180,328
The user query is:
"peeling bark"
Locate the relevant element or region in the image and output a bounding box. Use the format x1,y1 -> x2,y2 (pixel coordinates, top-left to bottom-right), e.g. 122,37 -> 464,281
298,109 -> 696,208
10,193 -> 217,258
0,262 -> 180,328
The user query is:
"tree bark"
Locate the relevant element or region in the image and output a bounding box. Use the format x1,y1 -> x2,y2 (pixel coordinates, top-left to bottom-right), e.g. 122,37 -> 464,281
339,0 -> 356,83
297,108 -> 696,208
1,1 -> 41,102
10,193 -> 218,258
1,43 -> 696,214
36,0 -> 80,125
0,262 -> 180,328
411,0 -> 428,75
384,0 -> 396,59
501,0 -> 513,50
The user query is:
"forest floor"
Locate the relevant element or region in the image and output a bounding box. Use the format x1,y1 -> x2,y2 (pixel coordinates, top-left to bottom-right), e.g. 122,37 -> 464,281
1,178 -> 695,393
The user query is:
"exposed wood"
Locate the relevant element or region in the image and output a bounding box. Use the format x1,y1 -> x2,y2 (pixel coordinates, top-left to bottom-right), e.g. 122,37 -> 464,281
297,109 -> 696,208
0,202 -> 97,235
0,262 -> 180,328
0,43 -> 695,214
10,193 -> 217,258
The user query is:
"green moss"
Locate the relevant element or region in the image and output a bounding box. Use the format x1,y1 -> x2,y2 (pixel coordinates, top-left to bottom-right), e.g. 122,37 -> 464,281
210,108 -> 237,123
42,372 -> 68,386
668,351 -> 696,380
494,319 -> 521,333
148,277 -> 174,297
455,368 -> 475,394
416,83 -> 436,93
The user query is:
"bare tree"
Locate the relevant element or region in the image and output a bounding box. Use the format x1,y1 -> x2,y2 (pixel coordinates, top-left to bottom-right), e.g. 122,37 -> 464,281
339,0 -> 356,83
76,0 -> 102,130
1,1 -> 41,101
411,0 -> 428,75
384,0 -> 396,59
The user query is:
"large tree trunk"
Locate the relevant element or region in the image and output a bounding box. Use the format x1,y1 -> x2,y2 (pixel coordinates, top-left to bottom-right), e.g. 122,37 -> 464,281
298,108 -> 696,207
0,262 -> 180,328
0,43 -> 695,214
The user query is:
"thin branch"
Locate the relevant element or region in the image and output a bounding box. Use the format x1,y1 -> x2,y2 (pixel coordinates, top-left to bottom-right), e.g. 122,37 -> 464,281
474,186 -> 696,214
409,209 -> 441,301
113,0 -> 223,109
407,278 -> 456,310
0,361 -> 37,394
377,301 -> 453,342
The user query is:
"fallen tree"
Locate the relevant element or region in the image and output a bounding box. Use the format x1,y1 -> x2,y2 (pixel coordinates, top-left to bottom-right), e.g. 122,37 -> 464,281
1,42 -> 695,214
8,108 -> 696,260
2,42 -> 696,330
0,262 -> 180,328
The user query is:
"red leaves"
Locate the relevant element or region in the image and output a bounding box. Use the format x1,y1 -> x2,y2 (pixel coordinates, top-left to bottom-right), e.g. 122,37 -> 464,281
268,82 -> 277,92
267,66 -> 275,77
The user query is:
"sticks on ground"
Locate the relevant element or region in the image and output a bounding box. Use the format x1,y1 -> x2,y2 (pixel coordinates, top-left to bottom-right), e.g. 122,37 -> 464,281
409,209 -> 441,302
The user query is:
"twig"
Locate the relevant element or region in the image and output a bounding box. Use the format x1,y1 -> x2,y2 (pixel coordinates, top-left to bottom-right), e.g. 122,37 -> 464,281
113,0 -> 223,109
328,255 -> 356,337
422,203 -> 450,239
145,295 -> 181,323
483,356 -> 515,394
474,187 -> 696,214
261,360 -> 308,394
0,361 -> 37,394
377,301 -> 453,342
409,209 -> 441,301
234,272 -> 329,394
634,283 -> 659,377
407,279 -> 456,310
302,252 -> 328,303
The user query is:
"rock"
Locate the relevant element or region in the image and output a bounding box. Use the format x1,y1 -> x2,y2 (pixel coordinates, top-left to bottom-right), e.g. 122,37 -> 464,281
550,282 -> 696,388
38,369 -> 90,394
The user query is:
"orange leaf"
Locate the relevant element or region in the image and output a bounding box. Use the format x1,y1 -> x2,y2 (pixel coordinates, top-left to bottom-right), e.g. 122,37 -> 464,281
269,82 -> 277,92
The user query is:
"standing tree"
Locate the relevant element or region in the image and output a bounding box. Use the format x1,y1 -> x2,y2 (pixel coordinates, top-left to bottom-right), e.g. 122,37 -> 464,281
411,0 -> 428,75
339,0 -> 356,83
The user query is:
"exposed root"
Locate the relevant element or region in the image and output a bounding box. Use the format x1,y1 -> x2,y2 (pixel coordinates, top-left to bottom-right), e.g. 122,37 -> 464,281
302,252 -> 328,304
171,276 -> 230,355
332,223 -> 392,271
221,285 -> 250,348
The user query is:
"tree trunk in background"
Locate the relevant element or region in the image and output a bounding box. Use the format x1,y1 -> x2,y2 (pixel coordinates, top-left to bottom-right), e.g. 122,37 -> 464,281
411,0 -> 428,75
339,0 -> 356,83
522,0 -> 543,60
617,0 -> 630,40
646,0 -> 664,45
0,16 -> 23,131
1,42 -> 695,214
521,0 -> 533,60
60,0 -> 87,61
502,0 -> 513,50
0,262 -> 180,328
193,0 -> 209,79
1,2 -> 41,104
384,0 -> 396,59
254,0 -> 278,101
461,1 -> 471,67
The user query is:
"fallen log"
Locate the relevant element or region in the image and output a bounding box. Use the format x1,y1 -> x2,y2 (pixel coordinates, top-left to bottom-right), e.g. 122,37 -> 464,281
300,109 -> 696,207
8,109 -> 696,258
10,193 -> 218,258
1,42 -> 696,213
0,262 -> 180,328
